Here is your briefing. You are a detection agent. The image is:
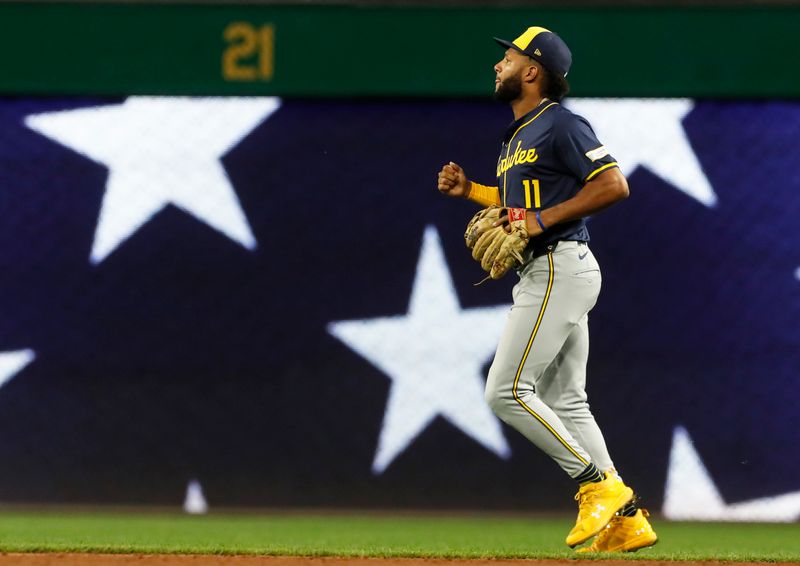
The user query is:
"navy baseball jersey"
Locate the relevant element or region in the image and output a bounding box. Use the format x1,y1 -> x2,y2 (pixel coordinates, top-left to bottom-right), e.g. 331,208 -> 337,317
496,100 -> 618,248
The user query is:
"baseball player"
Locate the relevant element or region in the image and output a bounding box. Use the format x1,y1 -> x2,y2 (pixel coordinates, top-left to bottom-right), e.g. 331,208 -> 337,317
437,27 -> 657,552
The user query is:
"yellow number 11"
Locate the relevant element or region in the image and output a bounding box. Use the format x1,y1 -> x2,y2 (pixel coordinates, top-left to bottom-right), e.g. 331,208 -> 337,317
522,179 -> 541,209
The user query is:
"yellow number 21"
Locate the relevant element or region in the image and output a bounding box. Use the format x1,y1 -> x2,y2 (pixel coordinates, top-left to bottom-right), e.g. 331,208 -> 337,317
223,22 -> 275,81
522,179 -> 541,209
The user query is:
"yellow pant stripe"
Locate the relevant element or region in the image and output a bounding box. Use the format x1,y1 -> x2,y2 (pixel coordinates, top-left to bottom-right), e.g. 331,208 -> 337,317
511,252 -> 589,466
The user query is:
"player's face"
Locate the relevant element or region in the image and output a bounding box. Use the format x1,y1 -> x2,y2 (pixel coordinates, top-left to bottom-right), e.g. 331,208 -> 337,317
493,49 -> 525,102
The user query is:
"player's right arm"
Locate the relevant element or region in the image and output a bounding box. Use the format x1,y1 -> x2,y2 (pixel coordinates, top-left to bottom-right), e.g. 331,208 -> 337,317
437,162 -> 501,207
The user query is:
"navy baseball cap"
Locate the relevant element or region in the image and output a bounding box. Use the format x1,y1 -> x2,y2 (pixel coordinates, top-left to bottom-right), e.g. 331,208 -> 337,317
494,27 -> 572,78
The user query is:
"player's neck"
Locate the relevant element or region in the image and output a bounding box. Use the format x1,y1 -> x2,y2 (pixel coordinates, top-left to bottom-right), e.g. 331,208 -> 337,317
511,95 -> 549,121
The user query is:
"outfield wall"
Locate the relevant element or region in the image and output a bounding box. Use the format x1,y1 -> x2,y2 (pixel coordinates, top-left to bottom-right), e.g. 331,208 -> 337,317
0,4 -> 798,520
1,3 -> 799,97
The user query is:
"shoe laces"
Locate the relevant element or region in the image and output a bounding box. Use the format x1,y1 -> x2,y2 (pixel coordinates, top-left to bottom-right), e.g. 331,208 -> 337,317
574,483 -> 603,517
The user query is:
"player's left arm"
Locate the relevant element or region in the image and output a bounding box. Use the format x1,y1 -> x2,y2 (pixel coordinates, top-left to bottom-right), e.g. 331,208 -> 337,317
534,168 -> 628,236
522,112 -> 629,237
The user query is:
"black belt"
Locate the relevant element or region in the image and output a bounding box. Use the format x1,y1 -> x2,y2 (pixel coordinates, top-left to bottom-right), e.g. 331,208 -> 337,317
527,241 -> 559,261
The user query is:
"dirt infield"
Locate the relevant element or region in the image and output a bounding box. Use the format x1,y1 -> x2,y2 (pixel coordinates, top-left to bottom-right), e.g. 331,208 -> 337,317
0,555 -> 794,566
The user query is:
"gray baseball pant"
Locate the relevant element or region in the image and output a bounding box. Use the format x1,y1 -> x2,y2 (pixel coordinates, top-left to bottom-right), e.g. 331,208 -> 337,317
485,241 -> 615,478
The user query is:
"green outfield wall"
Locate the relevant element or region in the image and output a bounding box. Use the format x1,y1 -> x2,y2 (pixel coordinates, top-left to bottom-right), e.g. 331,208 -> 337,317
0,3 -> 798,97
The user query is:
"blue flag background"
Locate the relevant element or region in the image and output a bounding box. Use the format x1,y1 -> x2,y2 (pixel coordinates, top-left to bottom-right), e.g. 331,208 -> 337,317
0,97 -> 797,516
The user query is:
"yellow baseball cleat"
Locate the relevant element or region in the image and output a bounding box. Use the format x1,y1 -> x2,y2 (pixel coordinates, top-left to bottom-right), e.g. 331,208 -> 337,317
565,472 -> 634,548
576,509 -> 658,553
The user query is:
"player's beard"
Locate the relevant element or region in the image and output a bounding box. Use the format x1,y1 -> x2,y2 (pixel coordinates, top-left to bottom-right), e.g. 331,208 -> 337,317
493,73 -> 523,103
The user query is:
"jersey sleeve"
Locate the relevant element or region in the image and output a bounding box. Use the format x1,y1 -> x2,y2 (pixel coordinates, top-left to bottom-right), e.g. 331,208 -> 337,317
467,182 -> 501,207
553,112 -> 619,183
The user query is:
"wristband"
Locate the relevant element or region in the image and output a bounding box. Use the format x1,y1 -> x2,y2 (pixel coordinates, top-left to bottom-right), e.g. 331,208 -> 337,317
467,182 -> 502,207
507,207 -> 527,223
535,210 -> 547,231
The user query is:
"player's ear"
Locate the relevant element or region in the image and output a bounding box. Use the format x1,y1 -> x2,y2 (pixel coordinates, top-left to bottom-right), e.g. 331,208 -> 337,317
523,63 -> 539,84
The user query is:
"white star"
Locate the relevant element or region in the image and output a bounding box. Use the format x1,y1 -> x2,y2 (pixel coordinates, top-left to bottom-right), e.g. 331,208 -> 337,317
25,97 -> 281,264
566,98 -> 717,207
0,349 -> 36,390
663,426 -> 800,522
328,226 -> 511,474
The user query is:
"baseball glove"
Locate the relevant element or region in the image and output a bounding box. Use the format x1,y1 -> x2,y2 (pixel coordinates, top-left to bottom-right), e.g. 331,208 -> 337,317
464,205 -> 502,249
464,207 -> 529,280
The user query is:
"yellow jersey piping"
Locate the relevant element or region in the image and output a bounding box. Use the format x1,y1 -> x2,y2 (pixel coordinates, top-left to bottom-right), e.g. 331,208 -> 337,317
584,161 -> 619,183
502,101 -> 559,206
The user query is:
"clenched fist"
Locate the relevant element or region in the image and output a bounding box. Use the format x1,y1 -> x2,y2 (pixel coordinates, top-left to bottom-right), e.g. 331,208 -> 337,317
437,161 -> 470,198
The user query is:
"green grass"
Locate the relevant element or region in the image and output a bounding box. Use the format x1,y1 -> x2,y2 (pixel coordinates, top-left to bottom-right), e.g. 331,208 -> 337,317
0,511 -> 798,561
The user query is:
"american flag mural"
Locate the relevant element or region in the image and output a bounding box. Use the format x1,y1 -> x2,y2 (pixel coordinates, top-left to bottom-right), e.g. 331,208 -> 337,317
0,97 -> 798,519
